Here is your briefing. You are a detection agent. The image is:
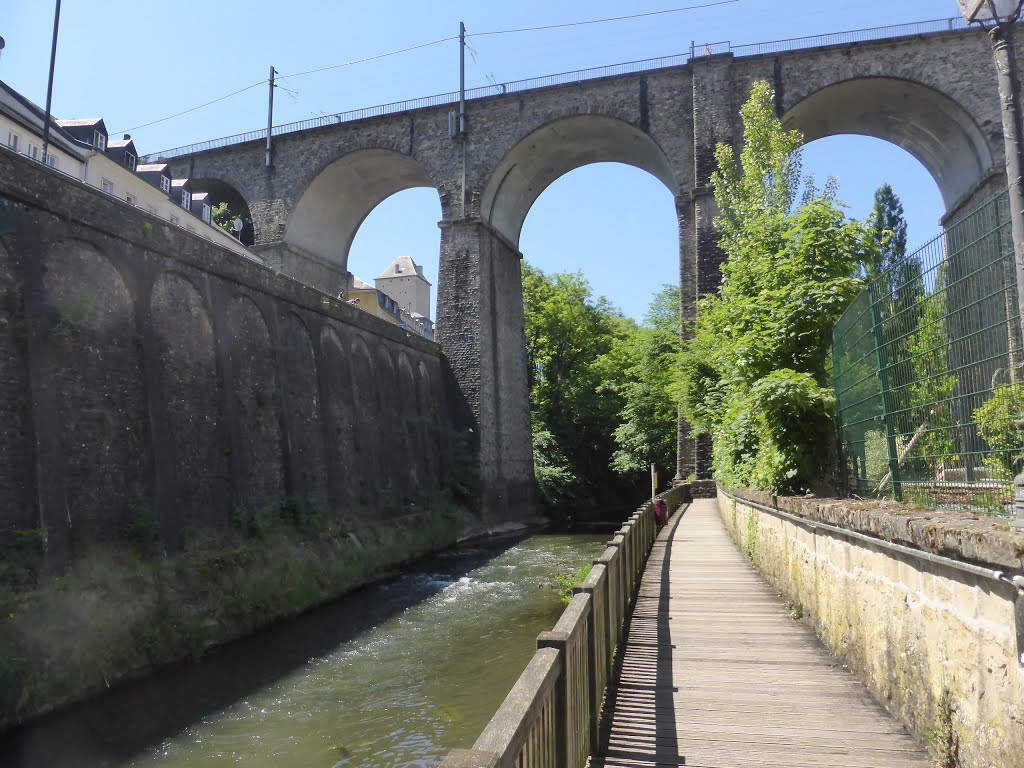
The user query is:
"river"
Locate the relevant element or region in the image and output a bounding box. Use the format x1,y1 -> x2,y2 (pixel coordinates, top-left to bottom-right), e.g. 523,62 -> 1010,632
0,533 -> 607,768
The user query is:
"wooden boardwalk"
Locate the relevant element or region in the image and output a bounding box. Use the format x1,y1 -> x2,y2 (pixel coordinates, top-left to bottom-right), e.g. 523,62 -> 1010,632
590,499 -> 930,768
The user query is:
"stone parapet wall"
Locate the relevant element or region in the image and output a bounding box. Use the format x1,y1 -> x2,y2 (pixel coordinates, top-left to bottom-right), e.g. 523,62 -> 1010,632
718,486 -> 1024,768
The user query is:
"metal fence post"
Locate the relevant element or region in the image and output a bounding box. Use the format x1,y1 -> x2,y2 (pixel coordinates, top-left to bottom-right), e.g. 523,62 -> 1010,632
868,278 -> 902,500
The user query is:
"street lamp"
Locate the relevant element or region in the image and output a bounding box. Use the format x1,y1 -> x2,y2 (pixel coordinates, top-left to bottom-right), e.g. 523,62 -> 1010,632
959,1 -> 1024,527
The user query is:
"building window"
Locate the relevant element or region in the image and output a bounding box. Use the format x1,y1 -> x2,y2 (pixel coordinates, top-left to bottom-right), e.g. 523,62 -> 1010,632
126,193 -> 136,206
28,144 -> 39,160
125,153 -> 136,171
159,175 -> 171,193
202,203 -> 212,223
46,153 -> 57,169
181,190 -> 191,209
7,131 -> 18,151
94,131 -> 106,151
100,179 -> 114,194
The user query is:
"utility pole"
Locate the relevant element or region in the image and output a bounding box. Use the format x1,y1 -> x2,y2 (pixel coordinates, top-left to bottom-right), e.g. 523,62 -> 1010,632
459,22 -> 467,216
459,22 -> 466,134
41,0 -> 62,165
266,66 -> 276,168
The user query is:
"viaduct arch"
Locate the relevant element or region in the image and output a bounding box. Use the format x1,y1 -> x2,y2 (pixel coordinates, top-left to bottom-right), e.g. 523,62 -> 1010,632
170,23 -> 1012,522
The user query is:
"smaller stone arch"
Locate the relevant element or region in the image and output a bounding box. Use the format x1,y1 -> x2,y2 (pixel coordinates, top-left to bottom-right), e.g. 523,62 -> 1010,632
479,114 -> 679,246
782,77 -> 996,210
188,177 -> 255,245
285,148 -> 441,274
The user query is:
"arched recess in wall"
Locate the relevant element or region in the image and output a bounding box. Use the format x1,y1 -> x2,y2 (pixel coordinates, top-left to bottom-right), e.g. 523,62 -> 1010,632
480,114 -> 679,248
150,270 -> 229,541
320,324 -> 356,514
279,312 -> 328,508
349,335 -> 378,506
782,77 -> 996,213
0,239 -> 33,534
397,353 -> 421,494
188,177 -> 255,245
286,149 -> 441,279
416,359 -> 441,491
375,345 -> 410,506
225,294 -> 285,512
42,239 -> 151,545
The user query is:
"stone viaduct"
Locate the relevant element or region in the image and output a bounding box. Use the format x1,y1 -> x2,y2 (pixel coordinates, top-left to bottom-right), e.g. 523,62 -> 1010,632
159,21 -> 1014,519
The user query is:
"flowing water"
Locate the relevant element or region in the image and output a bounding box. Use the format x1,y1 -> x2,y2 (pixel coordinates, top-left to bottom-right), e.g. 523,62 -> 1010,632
0,533 -> 606,768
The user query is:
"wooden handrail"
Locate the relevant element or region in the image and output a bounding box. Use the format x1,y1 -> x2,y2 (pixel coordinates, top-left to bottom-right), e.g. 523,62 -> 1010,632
438,492 -> 683,768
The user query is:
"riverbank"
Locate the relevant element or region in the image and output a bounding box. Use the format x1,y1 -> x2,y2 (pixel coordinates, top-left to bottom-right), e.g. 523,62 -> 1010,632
0,532 -> 606,767
0,500 -> 485,731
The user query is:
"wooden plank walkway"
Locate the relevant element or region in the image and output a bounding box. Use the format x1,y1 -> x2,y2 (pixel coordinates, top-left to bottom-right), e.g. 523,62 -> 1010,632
590,499 -> 930,768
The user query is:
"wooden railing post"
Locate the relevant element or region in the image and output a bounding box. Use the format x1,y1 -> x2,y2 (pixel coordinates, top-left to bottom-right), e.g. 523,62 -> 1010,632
606,534 -> 627,643
574,564 -> 608,754
537,593 -> 592,768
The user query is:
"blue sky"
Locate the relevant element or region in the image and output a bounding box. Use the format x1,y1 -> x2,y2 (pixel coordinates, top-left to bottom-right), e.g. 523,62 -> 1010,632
2,1 -> 962,320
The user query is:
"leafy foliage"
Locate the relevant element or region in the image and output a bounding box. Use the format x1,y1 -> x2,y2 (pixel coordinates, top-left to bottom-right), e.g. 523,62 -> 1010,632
675,81 -> 874,493
605,286 -> 681,477
523,267 -> 679,511
973,383 -> 1024,479
211,201 -> 254,245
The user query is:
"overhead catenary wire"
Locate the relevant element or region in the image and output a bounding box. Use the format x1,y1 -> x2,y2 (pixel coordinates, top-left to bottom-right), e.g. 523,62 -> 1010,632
113,1 -> 739,135
467,0 -> 739,37
115,79 -> 267,135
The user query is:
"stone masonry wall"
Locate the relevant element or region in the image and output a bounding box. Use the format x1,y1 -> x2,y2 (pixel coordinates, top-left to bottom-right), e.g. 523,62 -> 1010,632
717,487 -> 1024,768
0,148 -> 453,559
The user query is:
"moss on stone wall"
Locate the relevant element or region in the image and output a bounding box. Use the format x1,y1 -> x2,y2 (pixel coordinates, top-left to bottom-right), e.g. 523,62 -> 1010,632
717,487 -> 1024,768
0,499 -> 469,730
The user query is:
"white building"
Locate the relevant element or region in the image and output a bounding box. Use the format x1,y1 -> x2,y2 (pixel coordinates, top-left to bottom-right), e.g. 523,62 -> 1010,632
0,79 -> 258,261
375,255 -> 433,323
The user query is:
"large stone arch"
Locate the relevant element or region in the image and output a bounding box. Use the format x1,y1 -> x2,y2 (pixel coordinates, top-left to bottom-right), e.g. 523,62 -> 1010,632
782,76 -> 996,212
479,114 -> 679,246
285,148 -> 440,275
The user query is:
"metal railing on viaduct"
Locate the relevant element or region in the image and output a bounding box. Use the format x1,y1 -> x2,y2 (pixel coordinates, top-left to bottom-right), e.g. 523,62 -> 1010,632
437,487 -> 687,768
143,17 -> 967,163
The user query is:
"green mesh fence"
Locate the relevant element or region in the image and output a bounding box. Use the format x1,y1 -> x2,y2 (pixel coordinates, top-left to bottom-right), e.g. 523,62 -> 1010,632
833,190 -> 1023,516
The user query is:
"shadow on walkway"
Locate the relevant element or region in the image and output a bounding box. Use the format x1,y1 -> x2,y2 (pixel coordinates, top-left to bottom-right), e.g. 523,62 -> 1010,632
592,506 -> 685,767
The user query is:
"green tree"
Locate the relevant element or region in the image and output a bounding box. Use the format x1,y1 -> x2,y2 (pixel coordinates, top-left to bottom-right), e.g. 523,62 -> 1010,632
522,264 -> 630,508
866,183 -> 908,279
601,285 -> 681,480
675,80 -> 874,493
211,201 -> 254,245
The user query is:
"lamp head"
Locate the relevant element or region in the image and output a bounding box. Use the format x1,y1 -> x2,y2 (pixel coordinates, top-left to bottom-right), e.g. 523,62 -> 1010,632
958,0 -> 1024,22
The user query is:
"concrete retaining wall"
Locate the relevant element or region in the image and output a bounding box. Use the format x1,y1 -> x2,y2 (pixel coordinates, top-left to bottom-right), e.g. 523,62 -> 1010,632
718,487 -> 1024,768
